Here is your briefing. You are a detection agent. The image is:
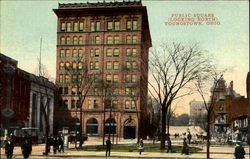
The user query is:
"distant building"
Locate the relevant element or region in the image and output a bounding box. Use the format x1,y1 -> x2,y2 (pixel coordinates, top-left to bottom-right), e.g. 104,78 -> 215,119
210,78 -> 249,142
53,0 -> 152,141
189,100 -> 207,126
0,53 -> 56,139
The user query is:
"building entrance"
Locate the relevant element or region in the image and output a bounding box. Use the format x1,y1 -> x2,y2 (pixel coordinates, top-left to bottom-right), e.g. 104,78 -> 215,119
124,126 -> 136,139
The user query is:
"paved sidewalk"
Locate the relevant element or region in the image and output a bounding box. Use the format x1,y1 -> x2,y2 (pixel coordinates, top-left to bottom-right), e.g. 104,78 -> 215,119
1,142 -> 249,159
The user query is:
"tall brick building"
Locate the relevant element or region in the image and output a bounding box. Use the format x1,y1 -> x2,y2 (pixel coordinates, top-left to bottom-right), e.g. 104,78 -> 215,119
53,1 -> 151,141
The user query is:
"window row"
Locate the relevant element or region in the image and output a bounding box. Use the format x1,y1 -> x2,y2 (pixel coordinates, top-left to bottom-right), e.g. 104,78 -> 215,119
60,36 -> 83,45
91,35 -> 137,45
59,74 -> 82,84
61,21 -> 84,32
59,49 -> 83,58
59,62 -> 83,71
90,48 -> 138,58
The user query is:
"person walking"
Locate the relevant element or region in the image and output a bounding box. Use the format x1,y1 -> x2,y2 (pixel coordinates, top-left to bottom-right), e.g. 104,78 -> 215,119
53,136 -> 58,154
21,137 -> 32,159
166,137 -> 172,153
187,132 -> 192,144
5,137 -> 14,159
181,138 -> 189,155
58,135 -> 64,153
234,142 -> 245,159
138,138 -> 144,155
106,137 -> 112,157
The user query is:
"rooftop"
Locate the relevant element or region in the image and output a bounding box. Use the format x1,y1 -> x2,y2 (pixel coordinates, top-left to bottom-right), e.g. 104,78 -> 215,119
58,0 -> 142,9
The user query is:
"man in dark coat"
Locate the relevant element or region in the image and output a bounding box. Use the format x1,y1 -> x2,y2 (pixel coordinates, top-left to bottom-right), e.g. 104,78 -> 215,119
106,137 -> 112,157
53,136 -> 58,154
5,137 -> 14,159
21,137 -> 32,159
58,136 -> 64,153
234,142 -> 245,159
181,138 -> 189,155
187,133 -> 192,144
166,137 -> 172,153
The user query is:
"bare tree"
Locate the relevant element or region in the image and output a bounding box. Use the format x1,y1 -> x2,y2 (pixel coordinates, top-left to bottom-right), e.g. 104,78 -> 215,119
148,42 -> 212,150
195,70 -> 224,159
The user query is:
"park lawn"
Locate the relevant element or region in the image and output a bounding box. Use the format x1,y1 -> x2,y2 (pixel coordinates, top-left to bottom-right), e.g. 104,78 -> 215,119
80,144 -> 202,153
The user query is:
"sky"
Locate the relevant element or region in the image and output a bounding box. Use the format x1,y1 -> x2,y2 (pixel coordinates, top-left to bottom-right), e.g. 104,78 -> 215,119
0,0 -> 249,115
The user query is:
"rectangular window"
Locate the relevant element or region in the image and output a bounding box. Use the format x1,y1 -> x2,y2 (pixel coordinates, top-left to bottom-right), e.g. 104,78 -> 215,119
95,36 -> 100,44
59,75 -> 63,83
132,36 -> 137,44
95,62 -> 99,70
106,62 -> 112,70
127,21 -> 132,30
61,22 -> 66,31
74,22 -> 78,32
131,88 -> 136,96
65,75 -> 70,83
133,20 -> 138,30
90,62 -> 94,70
64,87 -> 68,94
93,100 -> 98,109
126,48 -> 131,57
125,74 -> 131,83
125,88 -> 130,96
91,22 -> 95,31
113,49 -> 119,57
114,36 -> 120,44
113,62 -> 119,70
90,49 -> 94,57
131,101 -> 136,109
113,74 -> 119,83
95,49 -> 100,57
106,49 -> 112,57
132,48 -> 137,57
126,62 -> 131,69
79,22 -> 84,31
72,63 -> 77,70
94,88 -> 99,96
66,22 -> 71,32
132,62 -> 137,70
73,37 -> 78,45
107,36 -> 113,44
106,74 -> 112,83
79,37 -> 83,44
72,87 -> 77,95
132,75 -> 137,83
96,21 -> 101,31
88,100 -> 91,109
126,36 -> 131,44
114,21 -> 120,31
78,49 -> 83,58
107,21 -> 113,31
125,100 -> 131,109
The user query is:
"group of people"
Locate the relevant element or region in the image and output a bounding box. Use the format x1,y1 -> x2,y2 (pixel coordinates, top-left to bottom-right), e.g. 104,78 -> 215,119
5,135 -> 32,159
47,135 -> 64,154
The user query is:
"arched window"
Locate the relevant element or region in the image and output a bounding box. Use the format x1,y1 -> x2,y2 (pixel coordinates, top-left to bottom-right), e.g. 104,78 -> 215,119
86,118 -> 98,136
107,36 -> 113,44
78,62 -> 83,70
73,36 -> 78,45
79,36 -> 83,44
66,36 -> 71,45
78,49 -> 83,58
59,62 -> 64,70
105,118 -> 116,135
60,49 -> 65,58
61,37 -> 65,45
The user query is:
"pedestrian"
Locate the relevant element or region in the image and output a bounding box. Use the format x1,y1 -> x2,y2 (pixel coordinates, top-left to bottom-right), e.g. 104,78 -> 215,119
181,138 -> 189,155
138,138 -> 144,155
106,137 -> 112,157
21,137 -> 32,159
187,132 -> 192,144
166,137 -> 172,153
53,136 -> 58,154
234,142 -> 245,159
5,137 -> 14,159
58,135 -> 64,153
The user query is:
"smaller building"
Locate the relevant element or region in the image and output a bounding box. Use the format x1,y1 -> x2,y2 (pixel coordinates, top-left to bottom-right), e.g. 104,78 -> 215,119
0,53 -> 56,141
189,99 -> 207,126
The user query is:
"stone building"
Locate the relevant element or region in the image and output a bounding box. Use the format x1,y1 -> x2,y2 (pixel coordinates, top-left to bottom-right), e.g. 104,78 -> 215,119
189,99 -> 207,126
0,53 -> 56,139
53,1 -> 152,141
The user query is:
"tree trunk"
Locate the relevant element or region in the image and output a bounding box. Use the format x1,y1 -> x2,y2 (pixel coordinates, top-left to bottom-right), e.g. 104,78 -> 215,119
206,114 -> 210,159
160,108 -> 167,150
79,108 -> 83,147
